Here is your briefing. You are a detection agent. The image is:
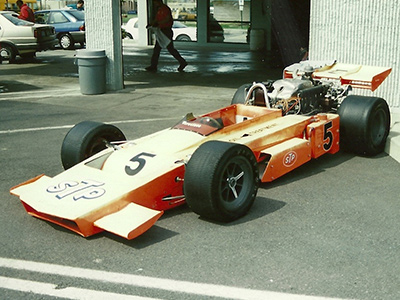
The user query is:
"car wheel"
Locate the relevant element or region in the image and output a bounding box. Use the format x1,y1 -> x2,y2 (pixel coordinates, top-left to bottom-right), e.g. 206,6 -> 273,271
338,95 -> 390,156
59,33 -> 74,50
61,121 -> 126,170
0,44 -> 16,63
175,34 -> 191,41
231,83 -> 251,105
184,141 -> 259,222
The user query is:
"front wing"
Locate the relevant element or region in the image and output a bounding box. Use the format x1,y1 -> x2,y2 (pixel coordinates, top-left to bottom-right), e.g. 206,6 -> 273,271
11,175 -> 164,240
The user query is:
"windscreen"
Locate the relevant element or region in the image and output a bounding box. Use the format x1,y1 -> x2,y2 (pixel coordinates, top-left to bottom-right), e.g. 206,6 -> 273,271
68,10 -> 85,21
2,13 -> 33,26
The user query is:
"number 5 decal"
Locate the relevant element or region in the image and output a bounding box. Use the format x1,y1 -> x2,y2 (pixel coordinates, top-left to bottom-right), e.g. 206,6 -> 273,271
323,121 -> 333,151
125,152 -> 156,176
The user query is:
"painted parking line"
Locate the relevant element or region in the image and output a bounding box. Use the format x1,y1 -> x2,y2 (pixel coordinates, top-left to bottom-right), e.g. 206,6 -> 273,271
0,117 -> 177,135
0,258 -> 353,300
0,88 -> 81,101
0,276 -> 161,300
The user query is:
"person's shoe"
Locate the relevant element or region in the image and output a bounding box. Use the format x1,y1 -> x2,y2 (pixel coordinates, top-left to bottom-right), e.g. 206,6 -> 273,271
178,61 -> 188,72
145,66 -> 157,72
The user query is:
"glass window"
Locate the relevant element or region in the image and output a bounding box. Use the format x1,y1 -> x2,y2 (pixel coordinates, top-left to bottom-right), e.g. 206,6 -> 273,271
68,10 -> 85,21
35,12 -> 50,24
166,0 -> 197,42
49,12 -> 68,24
3,12 -> 33,25
209,0 -> 250,43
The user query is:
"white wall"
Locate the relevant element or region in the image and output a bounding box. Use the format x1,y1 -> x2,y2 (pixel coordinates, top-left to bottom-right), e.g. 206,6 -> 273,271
309,0 -> 400,110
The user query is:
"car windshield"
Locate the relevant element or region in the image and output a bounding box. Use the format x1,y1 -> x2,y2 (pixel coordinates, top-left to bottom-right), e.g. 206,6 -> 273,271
2,13 -> 34,26
68,10 -> 85,21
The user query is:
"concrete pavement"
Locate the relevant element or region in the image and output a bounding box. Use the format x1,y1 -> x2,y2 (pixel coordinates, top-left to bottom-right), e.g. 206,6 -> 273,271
1,44 -> 400,300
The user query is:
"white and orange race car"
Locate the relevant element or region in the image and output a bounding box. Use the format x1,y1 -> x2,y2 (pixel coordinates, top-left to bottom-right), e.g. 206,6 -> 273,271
11,61 -> 392,240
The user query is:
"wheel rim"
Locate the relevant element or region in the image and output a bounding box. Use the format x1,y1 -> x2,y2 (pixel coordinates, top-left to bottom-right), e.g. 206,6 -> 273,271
60,36 -> 71,49
84,137 -> 107,160
370,108 -> 387,147
176,35 -> 190,41
218,156 -> 254,211
0,47 -> 12,60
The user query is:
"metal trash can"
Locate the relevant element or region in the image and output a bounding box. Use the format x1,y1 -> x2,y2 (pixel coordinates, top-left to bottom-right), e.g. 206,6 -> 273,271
75,49 -> 106,95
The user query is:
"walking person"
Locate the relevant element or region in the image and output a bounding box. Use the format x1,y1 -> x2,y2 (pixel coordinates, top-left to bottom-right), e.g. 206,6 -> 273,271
16,0 -> 34,22
146,0 -> 187,72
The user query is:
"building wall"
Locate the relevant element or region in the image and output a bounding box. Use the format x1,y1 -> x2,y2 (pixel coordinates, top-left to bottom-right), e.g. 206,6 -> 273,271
309,0 -> 400,110
86,0 -> 123,91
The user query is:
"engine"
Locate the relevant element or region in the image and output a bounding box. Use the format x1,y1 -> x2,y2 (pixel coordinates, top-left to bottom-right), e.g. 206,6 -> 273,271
244,78 -> 350,116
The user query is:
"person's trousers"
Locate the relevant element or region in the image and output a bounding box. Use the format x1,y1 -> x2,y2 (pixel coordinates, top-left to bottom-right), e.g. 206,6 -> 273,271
150,28 -> 186,67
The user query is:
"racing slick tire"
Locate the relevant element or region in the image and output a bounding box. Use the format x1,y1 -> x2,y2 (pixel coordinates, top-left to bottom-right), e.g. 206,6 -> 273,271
231,84 -> 251,105
184,141 -> 259,222
61,121 -> 126,170
338,95 -> 390,156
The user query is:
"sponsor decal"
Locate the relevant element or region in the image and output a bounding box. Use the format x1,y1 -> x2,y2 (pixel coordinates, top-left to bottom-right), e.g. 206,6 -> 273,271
46,180 -> 105,201
182,121 -> 202,128
125,152 -> 156,176
283,151 -> 297,167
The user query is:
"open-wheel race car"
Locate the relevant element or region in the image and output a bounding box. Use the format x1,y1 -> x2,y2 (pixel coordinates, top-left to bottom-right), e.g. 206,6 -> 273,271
10,61 -> 392,240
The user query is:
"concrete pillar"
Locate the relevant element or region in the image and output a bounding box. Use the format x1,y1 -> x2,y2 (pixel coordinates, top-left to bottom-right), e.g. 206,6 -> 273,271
85,0 -> 124,91
251,0 -> 271,51
197,1 -> 208,45
137,0 -> 149,46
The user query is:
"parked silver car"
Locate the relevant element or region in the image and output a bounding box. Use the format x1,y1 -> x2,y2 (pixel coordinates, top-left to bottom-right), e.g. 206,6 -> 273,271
0,11 -> 57,62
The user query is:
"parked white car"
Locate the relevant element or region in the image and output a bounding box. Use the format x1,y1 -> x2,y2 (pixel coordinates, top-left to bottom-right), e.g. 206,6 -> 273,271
122,18 -> 197,42
0,11 -> 57,62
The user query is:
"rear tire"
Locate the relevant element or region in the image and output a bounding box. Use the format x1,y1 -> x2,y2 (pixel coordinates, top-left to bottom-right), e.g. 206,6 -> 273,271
184,141 -> 259,222
59,33 -> 74,50
175,34 -> 191,41
231,84 -> 251,105
338,95 -> 390,156
61,121 -> 126,170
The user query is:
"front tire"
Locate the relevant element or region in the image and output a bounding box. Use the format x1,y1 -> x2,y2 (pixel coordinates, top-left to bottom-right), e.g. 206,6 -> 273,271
184,141 -> 259,222
61,121 -> 126,170
0,44 -> 16,63
338,95 -> 390,156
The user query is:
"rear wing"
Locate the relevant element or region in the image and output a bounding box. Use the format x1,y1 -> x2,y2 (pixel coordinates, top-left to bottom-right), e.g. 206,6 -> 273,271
284,61 -> 392,91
